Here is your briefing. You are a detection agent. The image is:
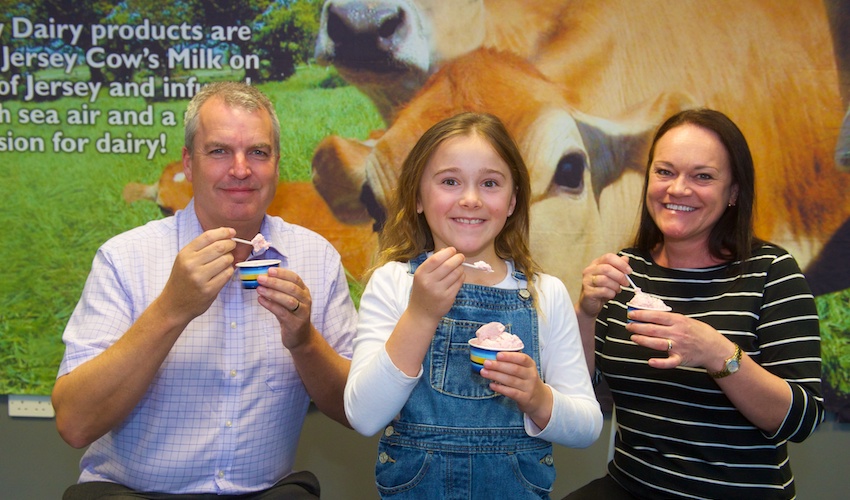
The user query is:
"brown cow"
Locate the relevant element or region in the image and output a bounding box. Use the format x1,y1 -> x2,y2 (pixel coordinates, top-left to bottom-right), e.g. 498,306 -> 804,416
123,161 -> 377,281
312,0 -> 850,299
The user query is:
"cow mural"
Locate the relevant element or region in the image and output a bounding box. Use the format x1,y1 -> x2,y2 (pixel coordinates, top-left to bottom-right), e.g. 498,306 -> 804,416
312,0 -> 850,303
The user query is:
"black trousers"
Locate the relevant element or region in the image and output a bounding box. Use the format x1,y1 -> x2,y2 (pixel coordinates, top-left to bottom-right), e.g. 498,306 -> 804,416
63,471 -> 321,500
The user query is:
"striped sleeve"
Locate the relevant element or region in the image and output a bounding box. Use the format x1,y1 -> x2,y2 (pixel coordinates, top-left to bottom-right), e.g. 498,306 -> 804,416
757,250 -> 824,442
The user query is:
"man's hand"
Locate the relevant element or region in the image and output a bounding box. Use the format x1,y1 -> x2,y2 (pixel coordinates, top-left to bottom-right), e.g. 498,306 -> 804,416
161,227 -> 237,322
256,267 -> 312,349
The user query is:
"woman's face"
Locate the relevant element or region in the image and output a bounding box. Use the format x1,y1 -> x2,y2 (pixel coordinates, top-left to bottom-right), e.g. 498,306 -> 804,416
646,123 -> 739,249
416,133 -> 516,262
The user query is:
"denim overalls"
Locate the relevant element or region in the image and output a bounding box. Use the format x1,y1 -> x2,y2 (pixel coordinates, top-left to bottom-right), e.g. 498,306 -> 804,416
374,255 -> 555,499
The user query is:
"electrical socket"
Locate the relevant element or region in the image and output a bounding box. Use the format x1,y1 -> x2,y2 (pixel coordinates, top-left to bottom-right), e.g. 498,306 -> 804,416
8,394 -> 55,418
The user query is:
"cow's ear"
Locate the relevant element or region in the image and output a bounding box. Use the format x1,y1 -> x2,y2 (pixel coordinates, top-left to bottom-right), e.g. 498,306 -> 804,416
574,92 -> 697,200
311,134 -> 375,224
574,115 -> 653,201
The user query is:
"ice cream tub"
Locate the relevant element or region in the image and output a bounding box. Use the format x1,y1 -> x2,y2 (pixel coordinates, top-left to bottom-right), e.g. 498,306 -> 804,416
468,322 -> 524,373
469,342 -> 525,373
235,259 -> 280,289
626,290 -> 671,322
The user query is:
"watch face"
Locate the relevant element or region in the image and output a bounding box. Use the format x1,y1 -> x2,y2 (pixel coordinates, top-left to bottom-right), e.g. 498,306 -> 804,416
727,359 -> 740,373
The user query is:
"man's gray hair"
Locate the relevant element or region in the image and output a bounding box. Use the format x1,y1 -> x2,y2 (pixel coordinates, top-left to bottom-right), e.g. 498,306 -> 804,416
184,81 -> 281,156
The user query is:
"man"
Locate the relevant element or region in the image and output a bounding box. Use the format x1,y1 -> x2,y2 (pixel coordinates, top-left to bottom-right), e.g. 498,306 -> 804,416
52,81 -> 357,499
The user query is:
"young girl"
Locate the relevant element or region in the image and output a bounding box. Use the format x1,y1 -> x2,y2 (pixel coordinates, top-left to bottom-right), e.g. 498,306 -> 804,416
344,112 -> 602,498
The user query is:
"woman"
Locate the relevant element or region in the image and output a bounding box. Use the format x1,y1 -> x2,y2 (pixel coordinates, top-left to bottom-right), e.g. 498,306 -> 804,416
566,108 -> 823,499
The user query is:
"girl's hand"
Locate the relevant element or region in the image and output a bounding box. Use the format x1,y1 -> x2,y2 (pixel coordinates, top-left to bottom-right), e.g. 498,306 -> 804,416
385,247 -> 466,377
578,254 -> 631,318
627,312 -> 735,371
407,247 -> 466,322
480,352 -> 553,429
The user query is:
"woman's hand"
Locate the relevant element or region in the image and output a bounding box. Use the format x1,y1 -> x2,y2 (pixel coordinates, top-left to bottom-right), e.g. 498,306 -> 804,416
627,311 -> 735,371
577,254 -> 632,318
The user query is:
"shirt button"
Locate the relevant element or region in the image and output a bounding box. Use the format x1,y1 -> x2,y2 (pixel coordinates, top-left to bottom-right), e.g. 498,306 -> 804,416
218,470 -> 225,478
384,426 -> 394,437
230,322 -> 237,329
230,370 -> 237,377
226,421 -> 232,428
542,454 -> 554,466
378,452 -> 389,464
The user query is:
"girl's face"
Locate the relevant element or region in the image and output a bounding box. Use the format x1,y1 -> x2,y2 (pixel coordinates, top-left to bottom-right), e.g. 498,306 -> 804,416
646,123 -> 739,250
417,134 -> 517,261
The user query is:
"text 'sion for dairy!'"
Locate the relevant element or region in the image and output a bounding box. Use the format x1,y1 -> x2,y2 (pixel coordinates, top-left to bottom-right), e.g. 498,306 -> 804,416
468,322 -> 524,374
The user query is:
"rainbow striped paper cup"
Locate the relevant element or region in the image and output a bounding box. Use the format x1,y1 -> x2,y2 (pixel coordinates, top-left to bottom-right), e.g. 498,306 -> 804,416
235,259 -> 280,289
468,340 -> 524,374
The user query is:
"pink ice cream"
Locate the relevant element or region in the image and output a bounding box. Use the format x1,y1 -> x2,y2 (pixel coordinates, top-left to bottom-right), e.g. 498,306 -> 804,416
250,233 -> 270,253
469,322 -> 524,350
628,289 -> 671,311
471,260 -> 493,272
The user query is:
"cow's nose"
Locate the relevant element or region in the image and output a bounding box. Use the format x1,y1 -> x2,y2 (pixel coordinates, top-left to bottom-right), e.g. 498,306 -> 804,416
326,2 -> 406,58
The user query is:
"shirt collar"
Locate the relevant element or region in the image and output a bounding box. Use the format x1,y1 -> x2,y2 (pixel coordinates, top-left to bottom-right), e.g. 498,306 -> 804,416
247,216 -> 287,263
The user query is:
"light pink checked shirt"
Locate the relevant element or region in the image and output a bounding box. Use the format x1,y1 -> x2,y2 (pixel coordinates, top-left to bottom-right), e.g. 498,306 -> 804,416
58,200 -> 356,494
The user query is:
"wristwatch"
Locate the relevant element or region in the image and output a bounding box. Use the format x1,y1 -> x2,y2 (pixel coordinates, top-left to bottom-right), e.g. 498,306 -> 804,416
709,343 -> 742,379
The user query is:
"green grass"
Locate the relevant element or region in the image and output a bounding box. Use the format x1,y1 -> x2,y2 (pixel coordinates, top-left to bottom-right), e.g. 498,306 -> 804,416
816,291 -> 850,395
0,65 -> 382,394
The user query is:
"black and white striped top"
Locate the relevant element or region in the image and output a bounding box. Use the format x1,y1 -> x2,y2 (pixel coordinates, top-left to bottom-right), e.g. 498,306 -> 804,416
596,244 -> 824,499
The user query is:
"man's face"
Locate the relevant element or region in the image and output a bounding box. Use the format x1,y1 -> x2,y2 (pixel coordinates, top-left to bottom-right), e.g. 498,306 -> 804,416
182,96 -> 279,232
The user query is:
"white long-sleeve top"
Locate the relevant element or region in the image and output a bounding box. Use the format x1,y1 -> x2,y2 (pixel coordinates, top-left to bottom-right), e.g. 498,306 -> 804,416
344,260 -> 603,448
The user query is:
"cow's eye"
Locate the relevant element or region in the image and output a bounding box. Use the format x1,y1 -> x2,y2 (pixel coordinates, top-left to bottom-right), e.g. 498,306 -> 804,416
550,152 -> 586,193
